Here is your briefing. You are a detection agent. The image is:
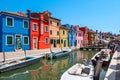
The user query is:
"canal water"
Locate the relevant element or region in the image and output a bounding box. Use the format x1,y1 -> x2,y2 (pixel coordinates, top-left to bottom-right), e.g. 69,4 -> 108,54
0,50 -> 108,80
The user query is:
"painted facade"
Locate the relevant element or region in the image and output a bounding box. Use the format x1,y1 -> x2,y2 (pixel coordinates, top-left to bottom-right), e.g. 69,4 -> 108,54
63,24 -> 76,48
49,12 -> 61,50
74,25 -> 83,48
59,26 -> 68,49
0,11 -> 30,52
88,29 -> 95,46
79,27 -> 88,47
30,11 -> 50,50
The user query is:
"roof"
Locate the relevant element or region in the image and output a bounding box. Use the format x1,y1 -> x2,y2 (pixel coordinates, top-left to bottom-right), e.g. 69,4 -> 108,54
49,17 -> 61,21
0,11 -> 28,18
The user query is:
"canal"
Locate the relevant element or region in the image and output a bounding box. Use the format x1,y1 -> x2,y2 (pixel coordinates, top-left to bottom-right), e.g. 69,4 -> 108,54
0,50 -> 108,80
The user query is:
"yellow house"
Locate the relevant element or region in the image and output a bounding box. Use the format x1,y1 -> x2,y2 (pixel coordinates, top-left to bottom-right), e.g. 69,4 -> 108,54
60,26 -> 68,49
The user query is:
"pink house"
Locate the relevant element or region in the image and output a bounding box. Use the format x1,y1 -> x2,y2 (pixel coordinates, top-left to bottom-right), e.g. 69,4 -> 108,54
74,25 -> 83,48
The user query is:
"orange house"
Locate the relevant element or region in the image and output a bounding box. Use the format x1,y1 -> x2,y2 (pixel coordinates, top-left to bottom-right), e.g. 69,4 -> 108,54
30,12 -> 50,50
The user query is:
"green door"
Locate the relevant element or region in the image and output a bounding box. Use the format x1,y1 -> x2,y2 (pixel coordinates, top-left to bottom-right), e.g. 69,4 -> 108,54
64,40 -> 66,47
16,35 -> 22,50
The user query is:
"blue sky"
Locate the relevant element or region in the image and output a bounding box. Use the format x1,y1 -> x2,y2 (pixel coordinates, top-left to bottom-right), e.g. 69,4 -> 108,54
0,0 -> 120,34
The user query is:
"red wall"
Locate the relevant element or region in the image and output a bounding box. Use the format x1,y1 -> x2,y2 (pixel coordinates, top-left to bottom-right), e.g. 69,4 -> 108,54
30,13 -> 50,50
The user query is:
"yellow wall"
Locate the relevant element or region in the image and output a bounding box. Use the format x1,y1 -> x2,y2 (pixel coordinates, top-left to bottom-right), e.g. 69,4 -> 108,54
60,27 -> 68,48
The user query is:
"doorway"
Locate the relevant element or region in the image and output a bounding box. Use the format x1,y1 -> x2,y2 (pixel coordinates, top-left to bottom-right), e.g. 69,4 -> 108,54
15,35 -> 22,50
33,38 -> 38,49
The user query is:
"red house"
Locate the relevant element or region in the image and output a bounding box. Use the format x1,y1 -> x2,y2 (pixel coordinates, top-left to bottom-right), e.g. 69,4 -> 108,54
30,12 -> 50,50
79,27 -> 88,47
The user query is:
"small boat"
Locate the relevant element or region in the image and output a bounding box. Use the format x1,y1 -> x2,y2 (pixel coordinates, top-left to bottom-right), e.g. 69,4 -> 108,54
60,63 -> 94,80
47,49 -> 72,59
91,49 -> 111,66
0,56 -> 42,73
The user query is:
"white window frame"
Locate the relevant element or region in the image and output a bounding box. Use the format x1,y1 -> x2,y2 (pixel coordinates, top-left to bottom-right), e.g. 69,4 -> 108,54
23,36 -> 29,45
6,35 -> 14,46
45,37 -> 49,44
33,23 -> 38,31
45,26 -> 48,32
6,16 -> 14,27
23,20 -> 29,29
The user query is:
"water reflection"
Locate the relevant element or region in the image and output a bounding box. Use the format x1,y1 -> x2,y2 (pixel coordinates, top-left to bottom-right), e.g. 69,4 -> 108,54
0,50 -> 107,80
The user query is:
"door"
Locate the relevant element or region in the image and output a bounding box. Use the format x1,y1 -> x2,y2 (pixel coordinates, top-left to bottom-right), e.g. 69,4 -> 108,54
54,39 -> 56,47
16,35 -> 22,50
64,40 -> 66,47
33,38 -> 38,49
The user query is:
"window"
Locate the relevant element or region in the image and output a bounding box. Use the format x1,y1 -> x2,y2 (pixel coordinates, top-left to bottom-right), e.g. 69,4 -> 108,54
33,24 -> 37,31
57,22 -> 59,26
45,38 -> 48,44
23,20 -> 29,29
45,26 -> 48,32
50,30 -> 52,35
57,39 -> 60,44
41,22 -> 44,34
23,36 -> 29,45
6,17 -> 14,27
63,30 -> 65,35
57,31 -> 59,35
50,20 -> 52,25
61,39 -> 63,43
50,39 -> 53,44
6,35 -> 13,45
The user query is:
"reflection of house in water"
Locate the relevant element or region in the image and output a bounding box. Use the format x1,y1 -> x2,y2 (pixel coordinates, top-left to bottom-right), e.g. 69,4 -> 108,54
30,58 -> 69,80
69,52 -> 76,66
76,51 -> 89,62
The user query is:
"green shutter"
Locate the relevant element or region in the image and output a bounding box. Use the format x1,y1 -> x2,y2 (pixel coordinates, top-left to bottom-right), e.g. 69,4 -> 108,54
24,37 -> 28,44
24,21 -> 28,28
7,18 -> 13,26
7,36 -> 13,45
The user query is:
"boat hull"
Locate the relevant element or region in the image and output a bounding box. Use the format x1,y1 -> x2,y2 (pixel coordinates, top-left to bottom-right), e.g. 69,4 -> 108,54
0,56 -> 42,73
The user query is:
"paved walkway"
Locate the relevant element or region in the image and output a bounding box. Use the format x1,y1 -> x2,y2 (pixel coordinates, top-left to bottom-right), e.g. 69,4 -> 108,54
0,47 -> 76,63
104,51 -> 120,80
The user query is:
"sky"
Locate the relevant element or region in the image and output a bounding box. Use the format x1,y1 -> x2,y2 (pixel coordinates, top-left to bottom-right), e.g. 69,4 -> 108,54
0,0 -> 120,34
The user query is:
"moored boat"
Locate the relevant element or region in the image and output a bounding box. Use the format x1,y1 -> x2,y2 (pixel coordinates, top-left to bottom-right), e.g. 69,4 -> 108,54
91,49 -> 111,66
60,63 -> 94,80
0,56 -> 42,73
47,49 -> 72,59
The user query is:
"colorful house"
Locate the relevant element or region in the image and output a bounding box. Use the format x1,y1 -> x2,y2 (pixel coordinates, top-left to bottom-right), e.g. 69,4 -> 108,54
79,27 -> 88,47
74,25 -> 83,48
63,24 -> 76,48
59,25 -> 68,49
48,11 -> 61,50
0,11 -> 30,52
88,29 -> 95,46
30,11 -> 50,50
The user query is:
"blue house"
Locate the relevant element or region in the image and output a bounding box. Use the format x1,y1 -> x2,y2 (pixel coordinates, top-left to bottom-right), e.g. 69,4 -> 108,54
63,24 -> 76,47
0,11 -> 30,52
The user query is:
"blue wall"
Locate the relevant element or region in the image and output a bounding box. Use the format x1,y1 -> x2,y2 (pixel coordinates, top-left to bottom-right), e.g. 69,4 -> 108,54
63,24 -> 76,47
0,13 -> 30,52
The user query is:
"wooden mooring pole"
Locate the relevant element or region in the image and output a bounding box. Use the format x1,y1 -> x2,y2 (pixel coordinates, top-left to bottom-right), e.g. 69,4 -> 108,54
3,52 -> 5,62
94,51 -> 104,80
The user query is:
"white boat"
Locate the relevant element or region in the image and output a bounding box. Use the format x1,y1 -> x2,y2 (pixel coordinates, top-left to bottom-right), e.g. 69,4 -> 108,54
91,49 -> 111,66
60,63 -> 94,80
